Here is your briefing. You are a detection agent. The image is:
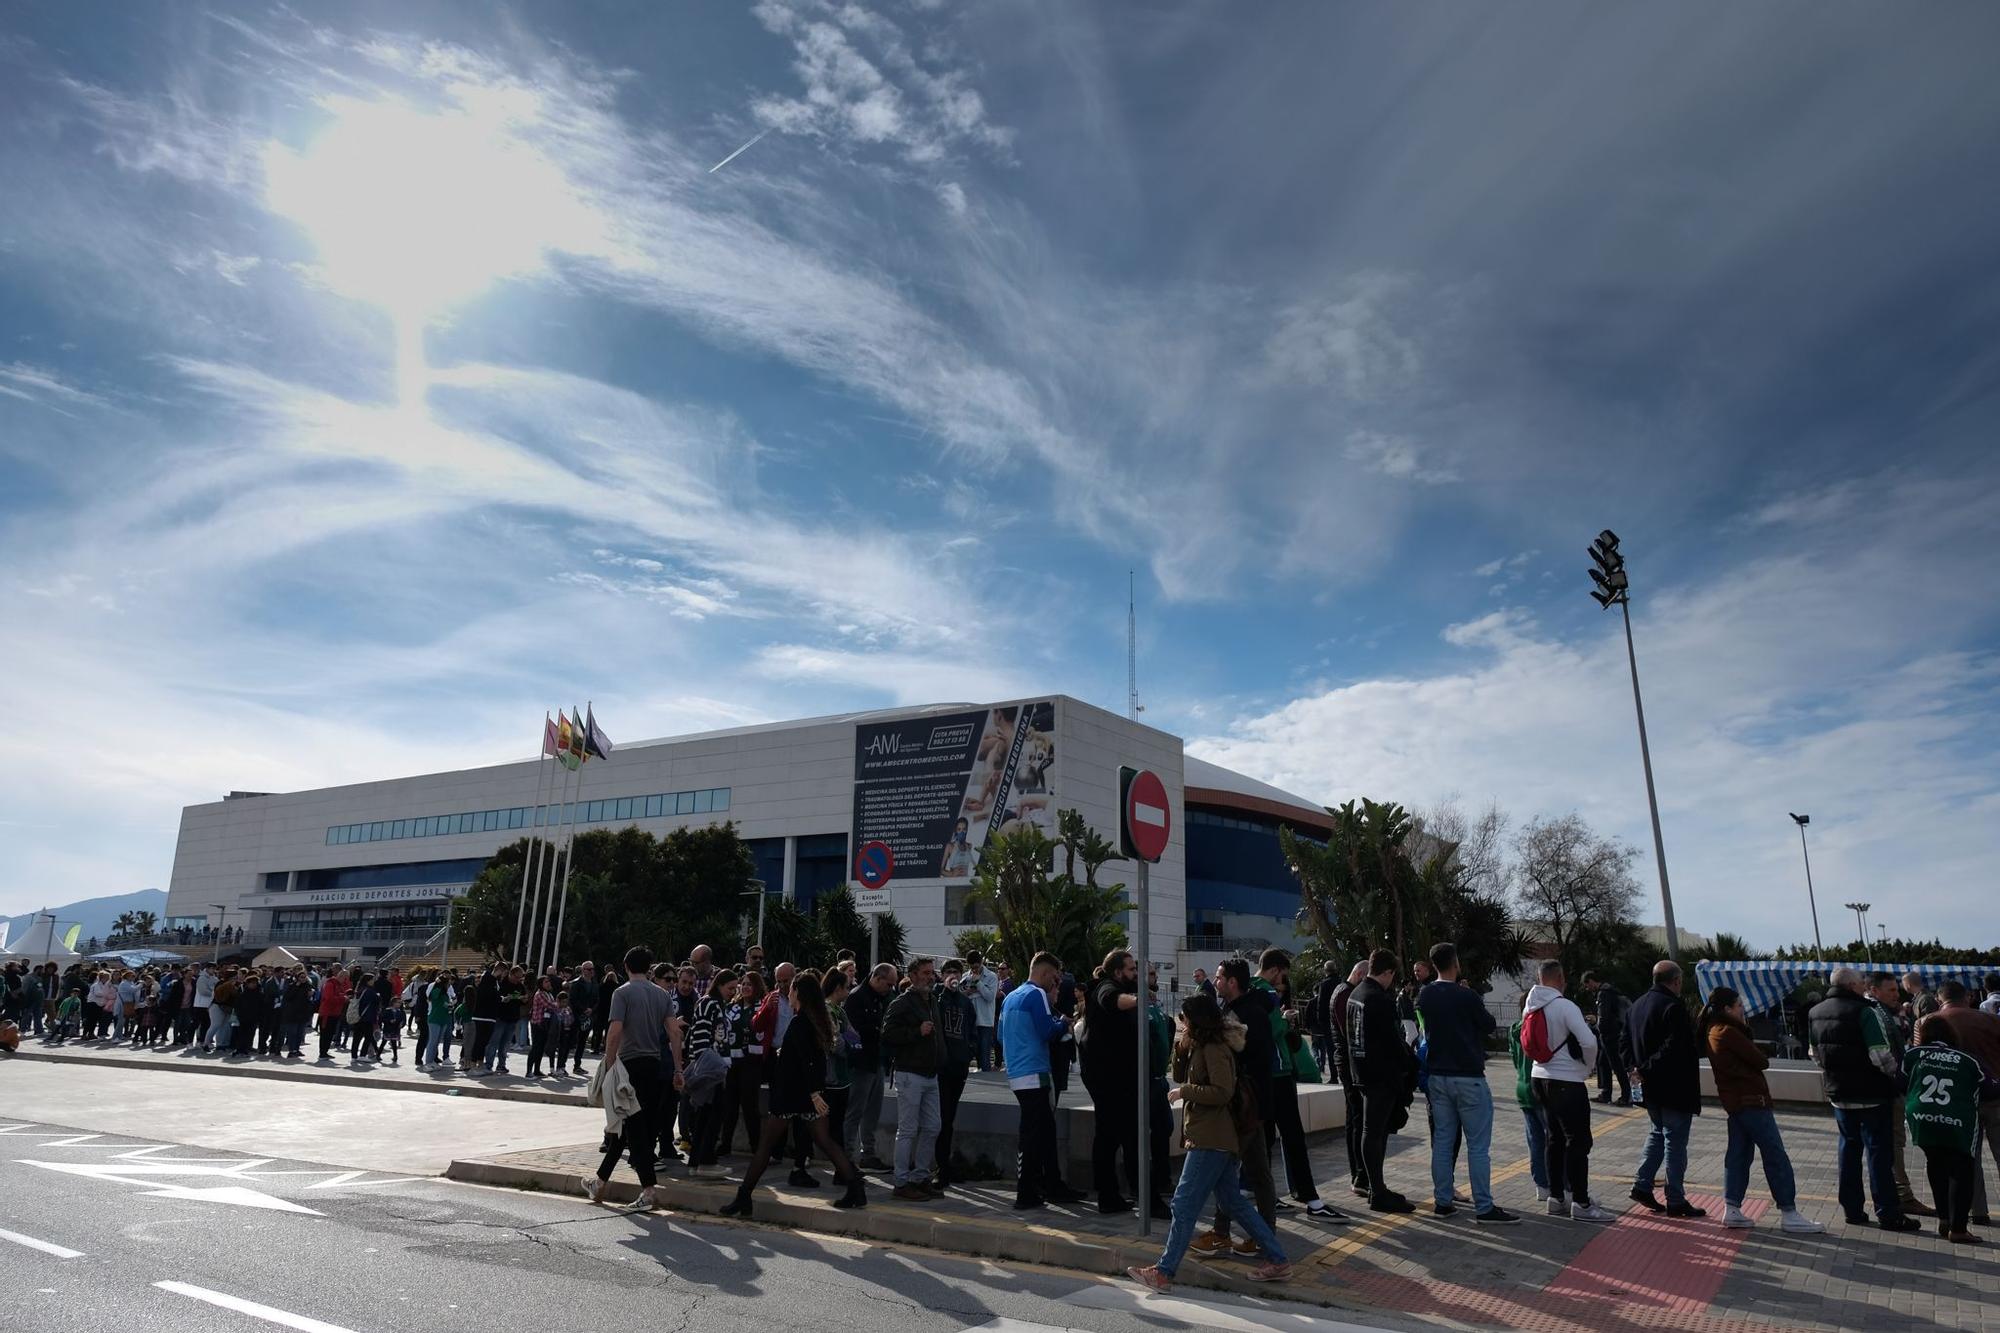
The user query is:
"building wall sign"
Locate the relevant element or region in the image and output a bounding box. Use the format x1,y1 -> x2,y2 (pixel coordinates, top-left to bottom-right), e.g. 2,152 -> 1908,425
851,699 -> 1057,881
237,884 -> 471,910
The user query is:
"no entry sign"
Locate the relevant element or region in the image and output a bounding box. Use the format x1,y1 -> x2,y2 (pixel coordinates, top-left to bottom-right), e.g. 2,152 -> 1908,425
1120,767 -> 1171,863
854,839 -> 895,889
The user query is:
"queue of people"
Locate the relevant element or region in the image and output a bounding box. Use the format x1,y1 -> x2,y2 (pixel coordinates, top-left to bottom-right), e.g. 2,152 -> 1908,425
13,942 -> 2000,1281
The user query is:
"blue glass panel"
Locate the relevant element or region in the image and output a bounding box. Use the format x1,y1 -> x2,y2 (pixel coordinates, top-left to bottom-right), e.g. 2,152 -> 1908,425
712,789 -> 730,812
675,792 -> 694,815
692,789 -> 712,814
645,795 -> 664,818
615,797 -> 634,820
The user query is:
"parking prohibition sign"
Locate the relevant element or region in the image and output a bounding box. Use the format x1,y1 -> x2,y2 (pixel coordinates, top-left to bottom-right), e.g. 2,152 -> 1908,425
1121,768 -> 1170,863
855,840 -> 894,889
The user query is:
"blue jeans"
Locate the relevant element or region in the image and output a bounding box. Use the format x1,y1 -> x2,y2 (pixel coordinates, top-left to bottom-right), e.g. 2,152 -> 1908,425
1157,1147 -> 1287,1278
280,1020 -> 307,1054
1521,1105 -> 1549,1191
1427,1074 -> 1494,1212
974,1026 -> 995,1072
1633,1105 -> 1694,1205
1724,1107 -> 1797,1210
893,1071 -> 941,1185
1832,1103 -> 1899,1221
424,1026 -> 451,1067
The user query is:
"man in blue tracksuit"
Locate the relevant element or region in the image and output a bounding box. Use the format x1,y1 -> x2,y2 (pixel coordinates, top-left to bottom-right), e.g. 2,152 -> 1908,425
1001,951 -> 1084,1209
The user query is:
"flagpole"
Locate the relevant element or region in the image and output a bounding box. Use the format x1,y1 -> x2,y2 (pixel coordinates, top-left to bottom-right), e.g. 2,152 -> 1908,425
529,753 -> 577,973
512,714 -> 556,961
533,713 -> 586,977
544,703 -> 593,976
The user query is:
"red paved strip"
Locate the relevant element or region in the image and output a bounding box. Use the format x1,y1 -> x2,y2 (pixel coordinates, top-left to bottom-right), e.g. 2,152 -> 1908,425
1542,1194 -> 1764,1313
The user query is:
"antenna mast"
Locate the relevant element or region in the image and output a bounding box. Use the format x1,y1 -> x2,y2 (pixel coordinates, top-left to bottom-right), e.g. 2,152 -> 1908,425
1127,570 -> 1139,719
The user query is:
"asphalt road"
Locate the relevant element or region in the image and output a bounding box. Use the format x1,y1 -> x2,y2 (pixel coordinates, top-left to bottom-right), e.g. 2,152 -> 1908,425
0,1118 -> 1398,1333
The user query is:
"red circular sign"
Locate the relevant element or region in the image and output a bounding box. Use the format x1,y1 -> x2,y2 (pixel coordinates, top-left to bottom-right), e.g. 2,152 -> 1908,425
1124,769 -> 1171,862
855,840 -> 894,889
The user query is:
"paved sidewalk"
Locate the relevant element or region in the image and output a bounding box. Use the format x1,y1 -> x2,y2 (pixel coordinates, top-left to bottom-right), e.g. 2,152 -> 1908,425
452,1069 -> 2000,1331
12,1034 -> 586,1104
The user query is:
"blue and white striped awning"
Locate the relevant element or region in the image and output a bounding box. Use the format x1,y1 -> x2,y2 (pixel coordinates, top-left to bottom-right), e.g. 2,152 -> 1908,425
1695,960 -> 1992,1017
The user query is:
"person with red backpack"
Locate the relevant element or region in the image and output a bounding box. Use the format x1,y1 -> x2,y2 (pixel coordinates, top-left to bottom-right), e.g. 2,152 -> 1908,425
1525,959 -> 1614,1222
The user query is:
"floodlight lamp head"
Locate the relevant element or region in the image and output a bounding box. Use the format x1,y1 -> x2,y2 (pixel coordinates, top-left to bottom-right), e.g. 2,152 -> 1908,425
1789,812 -> 1809,827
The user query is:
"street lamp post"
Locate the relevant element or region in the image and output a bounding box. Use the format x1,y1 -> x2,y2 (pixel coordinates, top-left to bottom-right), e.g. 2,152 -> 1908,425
1587,529 -> 1679,964
209,903 -> 230,964
1844,901 -> 1873,966
1788,814 -> 1825,959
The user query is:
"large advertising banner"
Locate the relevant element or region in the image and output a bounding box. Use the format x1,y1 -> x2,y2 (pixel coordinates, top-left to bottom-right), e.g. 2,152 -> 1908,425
852,699 -> 1057,881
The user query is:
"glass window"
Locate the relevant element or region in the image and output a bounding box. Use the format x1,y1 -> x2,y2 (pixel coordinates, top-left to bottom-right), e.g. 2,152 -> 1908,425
369,822 -> 386,841
675,791 -> 694,815
590,800 -> 608,822
712,788 -> 730,812
326,828 -> 337,846
450,814 -> 467,834
645,794 -> 664,818
692,789 -> 712,814
614,797 -> 633,820
508,807 -> 525,829
388,820 -> 403,838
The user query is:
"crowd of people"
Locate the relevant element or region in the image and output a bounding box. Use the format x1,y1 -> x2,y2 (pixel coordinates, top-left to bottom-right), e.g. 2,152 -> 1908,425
9,942 -> 1999,1291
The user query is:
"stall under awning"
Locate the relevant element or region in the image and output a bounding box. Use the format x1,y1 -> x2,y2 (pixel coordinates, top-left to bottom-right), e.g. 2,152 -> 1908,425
1695,960 -> 1991,1017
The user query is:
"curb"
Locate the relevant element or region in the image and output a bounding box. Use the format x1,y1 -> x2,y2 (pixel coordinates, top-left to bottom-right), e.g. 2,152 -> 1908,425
445,1156 -> 1352,1310
10,1047 -> 587,1107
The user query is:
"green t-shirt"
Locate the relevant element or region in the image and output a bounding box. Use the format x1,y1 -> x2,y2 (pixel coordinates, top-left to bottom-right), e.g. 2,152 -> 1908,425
1903,1044 -> 1980,1155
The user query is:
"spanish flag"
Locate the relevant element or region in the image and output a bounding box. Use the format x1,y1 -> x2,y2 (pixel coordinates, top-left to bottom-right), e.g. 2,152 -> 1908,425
556,713 -> 581,771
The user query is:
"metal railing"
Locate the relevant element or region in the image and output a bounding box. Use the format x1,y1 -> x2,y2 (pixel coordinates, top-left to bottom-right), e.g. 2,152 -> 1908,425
379,923 -> 452,967
1175,935 -> 1273,956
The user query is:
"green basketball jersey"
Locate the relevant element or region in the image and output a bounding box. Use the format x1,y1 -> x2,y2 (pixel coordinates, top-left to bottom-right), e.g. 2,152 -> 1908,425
1902,1044 -> 1980,1155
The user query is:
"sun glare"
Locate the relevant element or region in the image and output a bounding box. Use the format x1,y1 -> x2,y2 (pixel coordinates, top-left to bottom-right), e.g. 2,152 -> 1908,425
262,95 -> 603,327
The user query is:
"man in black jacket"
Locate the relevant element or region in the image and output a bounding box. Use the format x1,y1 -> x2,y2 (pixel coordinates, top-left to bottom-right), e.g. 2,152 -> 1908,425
1191,957 -> 1284,1256
1810,967 -> 1921,1231
1329,960 -> 1368,1195
1080,950 -> 1143,1214
1348,949 -> 1413,1213
566,962 -> 599,1075
1624,961 -> 1704,1217
1582,972 -> 1631,1105
843,963 -> 894,1170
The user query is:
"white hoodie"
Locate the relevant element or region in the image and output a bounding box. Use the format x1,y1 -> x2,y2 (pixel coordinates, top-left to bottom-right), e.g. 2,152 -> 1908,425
1525,983 -> 1598,1083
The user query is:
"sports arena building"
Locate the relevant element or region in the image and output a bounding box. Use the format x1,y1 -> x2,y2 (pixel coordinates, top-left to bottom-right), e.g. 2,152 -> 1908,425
163,695 -> 1332,973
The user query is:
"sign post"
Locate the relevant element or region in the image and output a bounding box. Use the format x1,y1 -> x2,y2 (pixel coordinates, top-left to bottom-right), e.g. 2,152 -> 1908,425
1119,766 -> 1171,1237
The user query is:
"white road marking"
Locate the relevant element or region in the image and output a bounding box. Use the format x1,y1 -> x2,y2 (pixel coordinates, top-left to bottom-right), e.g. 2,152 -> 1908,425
154,1282 -> 357,1332
1135,801 -> 1167,827
0,1228 -> 84,1259
19,1160 -> 321,1214
1065,1280 -> 1386,1333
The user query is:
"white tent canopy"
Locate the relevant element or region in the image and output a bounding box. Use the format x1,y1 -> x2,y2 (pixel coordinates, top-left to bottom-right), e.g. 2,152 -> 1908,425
1695,959 -> 1992,1018
250,945 -> 303,970
0,915 -> 82,968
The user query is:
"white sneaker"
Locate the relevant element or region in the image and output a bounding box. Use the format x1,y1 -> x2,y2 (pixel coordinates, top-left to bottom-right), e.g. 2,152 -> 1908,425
1545,1195 -> 1569,1216
1722,1205 -> 1753,1229
1571,1201 -> 1616,1223
580,1174 -> 604,1203
1780,1210 -> 1825,1234
1535,1186 -> 1550,1202
633,1187 -> 659,1211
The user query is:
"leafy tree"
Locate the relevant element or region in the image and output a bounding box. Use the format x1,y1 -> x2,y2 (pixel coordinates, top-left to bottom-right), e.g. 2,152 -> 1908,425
952,927 -> 1001,963
968,810 -> 1130,980
1706,931 -> 1756,962
1284,798 -> 1416,970
453,823 -> 757,967
1289,797 -> 1524,990
762,885 -> 908,971
1511,813 -> 1641,978
132,910 -> 158,938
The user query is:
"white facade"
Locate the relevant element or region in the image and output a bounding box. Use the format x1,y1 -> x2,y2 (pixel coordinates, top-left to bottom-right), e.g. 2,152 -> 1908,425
164,695 -> 1190,964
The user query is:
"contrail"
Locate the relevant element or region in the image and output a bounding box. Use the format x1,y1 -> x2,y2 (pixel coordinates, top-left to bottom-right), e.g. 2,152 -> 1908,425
709,129 -> 768,173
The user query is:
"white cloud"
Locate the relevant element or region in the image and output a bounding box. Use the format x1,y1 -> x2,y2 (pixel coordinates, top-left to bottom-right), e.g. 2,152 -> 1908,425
750,0 -> 1013,164
752,643 -> 1035,707
1344,431 -> 1458,485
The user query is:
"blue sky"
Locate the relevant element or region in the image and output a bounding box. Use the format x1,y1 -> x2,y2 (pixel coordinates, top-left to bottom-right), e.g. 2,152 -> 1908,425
3,3 -> 1996,947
